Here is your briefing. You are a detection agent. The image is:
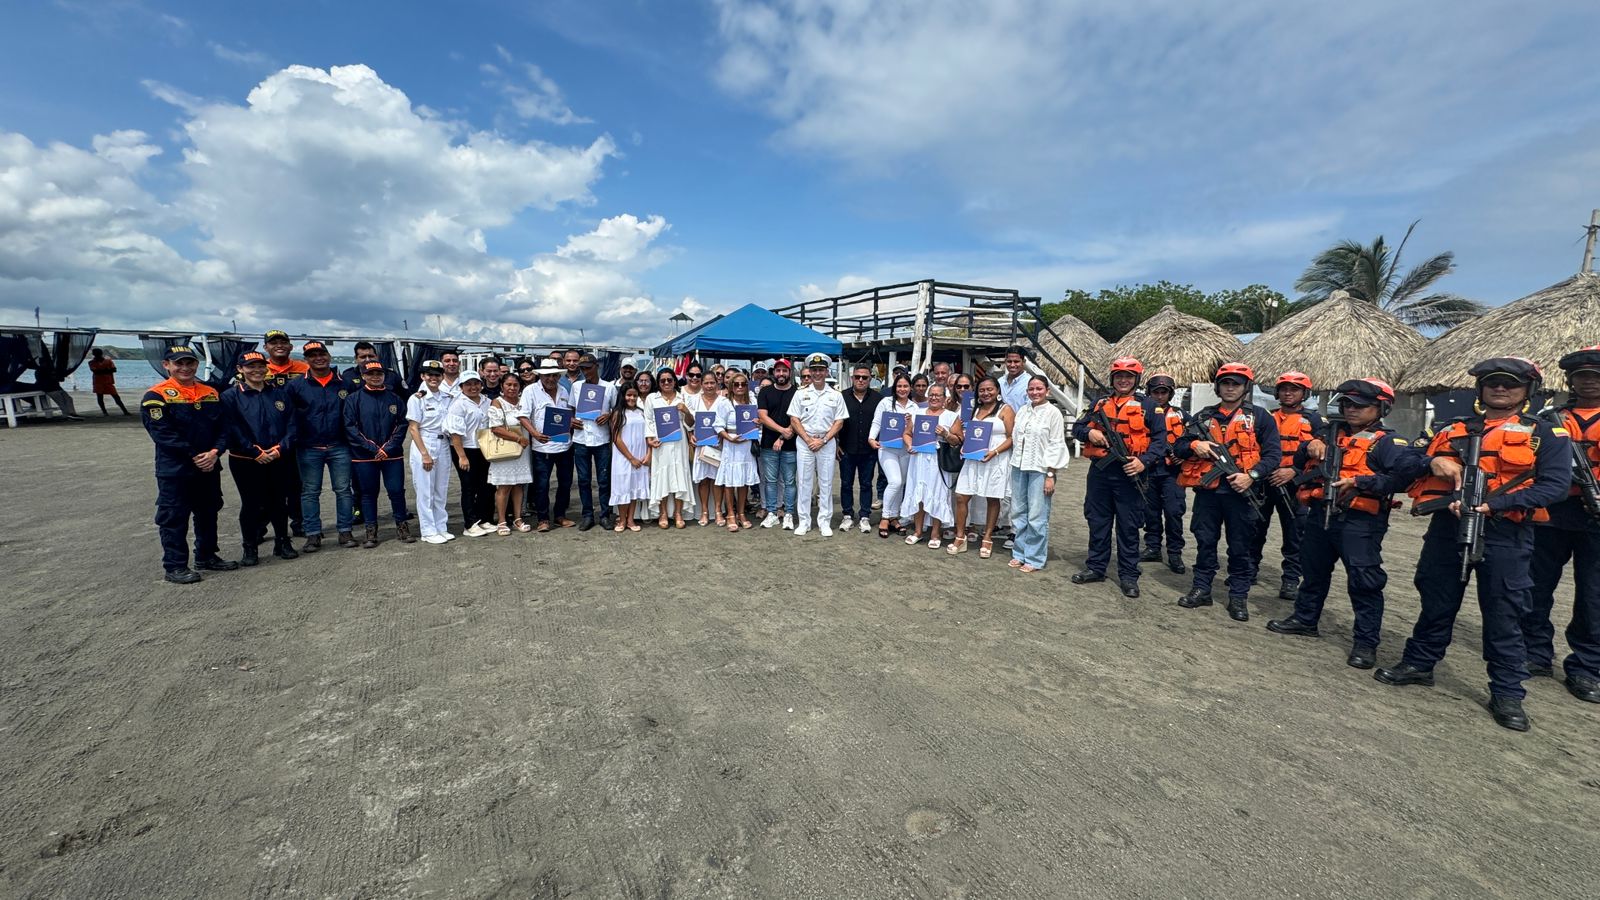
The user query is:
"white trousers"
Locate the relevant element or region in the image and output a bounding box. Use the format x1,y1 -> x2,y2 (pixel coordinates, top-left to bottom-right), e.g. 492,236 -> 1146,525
878,448 -> 909,520
795,438 -> 836,528
410,436 -> 453,536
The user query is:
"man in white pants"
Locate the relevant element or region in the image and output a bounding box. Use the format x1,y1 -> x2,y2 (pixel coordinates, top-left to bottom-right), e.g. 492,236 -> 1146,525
788,353 -> 849,537
406,360 -> 456,543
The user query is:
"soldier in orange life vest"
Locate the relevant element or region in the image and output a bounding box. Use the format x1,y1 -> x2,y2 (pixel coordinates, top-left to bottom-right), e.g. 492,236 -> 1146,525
1174,362 -> 1281,622
1375,357 -> 1571,732
1265,379 -> 1424,669
1248,372 -> 1325,601
1140,373 -> 1190,574
141,345 -> 239,584
262,329 -> 308,536
1070,357 -> 1168,598
1522,346 -> 1600,704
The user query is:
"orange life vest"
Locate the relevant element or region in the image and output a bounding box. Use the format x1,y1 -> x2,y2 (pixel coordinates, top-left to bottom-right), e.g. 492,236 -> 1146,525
1559,407 -> 1600,497
1156,405 -> 1186,463
1178,408 -> 1263,488
1407,415 -> 1547,523
1273,408 -> 1314,457
1083,395 -> 1151,460
1297,426 -> 1390,514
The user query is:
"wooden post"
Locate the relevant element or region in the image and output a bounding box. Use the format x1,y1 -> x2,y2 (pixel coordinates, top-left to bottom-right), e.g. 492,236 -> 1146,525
1583,208 -> 1599,275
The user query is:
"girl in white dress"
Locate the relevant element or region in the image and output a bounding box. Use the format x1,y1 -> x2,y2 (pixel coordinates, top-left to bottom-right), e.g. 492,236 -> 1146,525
713,369 -> 760,531
630,370 -> 659,523
899,384 -> 959,549
869,373 -> 917,538
950,376 -> 1016,558
681,363 -> 722,525
485,373 -> 534,534
609,386 -> 651,532
644,368 -> 694,528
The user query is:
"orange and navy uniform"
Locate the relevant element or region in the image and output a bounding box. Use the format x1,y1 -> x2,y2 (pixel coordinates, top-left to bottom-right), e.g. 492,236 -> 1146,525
1152,401 -> 1191,468
1175,403 -> 1281,488
1294,422 -> 1422,517
1072,394 -> 1168,472
343,385 -> 408,461
1407,414 -> 1571,525
284,371 -> 350,449
142,377 -> 227,477
1272,406 -> 1324,469
265,358 -> 309,389
1541,406 -> 1600,531
219,381 -> 294,462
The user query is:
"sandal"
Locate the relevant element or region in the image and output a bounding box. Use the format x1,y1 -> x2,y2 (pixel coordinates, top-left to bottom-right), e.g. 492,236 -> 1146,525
556,518 -> 576,528
905,534 -> 920,546
929,538 -> 942,550
658,516 -> 669,529
613,522 -> 625,533
514,518 -> 532,533
675,518 -> 687,529
740,518 -> 753,530
628,523 -> 642,532
726,521 -> 739,533
878,520 -> 891,538
698,515 -> 709,526
496,523 -> 512,536
536,521 -> 551,533
1008,558 -> 1023,569
946,538 -> 967,556
1020,563 -> 1038,573
979,539 -> 993,559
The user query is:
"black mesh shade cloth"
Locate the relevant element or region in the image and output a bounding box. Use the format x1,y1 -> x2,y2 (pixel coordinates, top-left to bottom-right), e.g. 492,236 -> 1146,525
141,335 -> 195,379
0,333 -> 33,392
402,341 -> 459,394
203,338 -> 259,390
599,351 -> 623,382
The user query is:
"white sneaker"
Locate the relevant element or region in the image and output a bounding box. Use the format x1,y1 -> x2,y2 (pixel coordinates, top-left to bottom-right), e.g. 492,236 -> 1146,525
761,513 -> 779,528
793,524 -> 810,537
441,532 -> 457,541
819,523 -> 832,537
859,516 -> 871,533
782,514 -> 795,530
871,499 -> 882,510
464,522 -> 489,537
422,533 -> 449,544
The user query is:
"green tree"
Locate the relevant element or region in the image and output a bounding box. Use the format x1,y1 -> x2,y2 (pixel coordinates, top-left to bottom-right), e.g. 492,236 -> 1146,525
1294,221 -> 1484,328
1212,284 -> 1291,333
1041,280 -> 1232,341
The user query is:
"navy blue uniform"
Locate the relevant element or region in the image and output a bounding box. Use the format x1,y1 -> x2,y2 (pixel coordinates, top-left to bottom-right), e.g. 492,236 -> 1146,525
1175,404 -> 1281,599
142,378 -> 228,572
1073,395 -> 1167,582
1250,407 -> 1326,594
1400,414 -> 1571,700
285,372 -> 355,536
1524,406 -> 1600,683
344,386 -> 411,524
1144,404 -> 1190,562
220,382 -> 298,549
1291,423 -> 1425,649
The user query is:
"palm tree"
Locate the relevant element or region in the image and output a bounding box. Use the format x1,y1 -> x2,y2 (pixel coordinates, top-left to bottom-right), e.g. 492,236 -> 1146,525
1294,221 -> 1485,329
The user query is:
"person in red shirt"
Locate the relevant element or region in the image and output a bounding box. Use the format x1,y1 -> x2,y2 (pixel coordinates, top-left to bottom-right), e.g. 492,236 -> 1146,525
88,348 -> 130,416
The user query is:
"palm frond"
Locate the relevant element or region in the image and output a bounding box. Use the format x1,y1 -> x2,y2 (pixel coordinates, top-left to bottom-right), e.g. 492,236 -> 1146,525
1379,221 -> 1420,302
1391,292 -> 1485,329
1352,239 -> 1386,303
1295,241 -> 1367,300
1387,251 -> 1456,308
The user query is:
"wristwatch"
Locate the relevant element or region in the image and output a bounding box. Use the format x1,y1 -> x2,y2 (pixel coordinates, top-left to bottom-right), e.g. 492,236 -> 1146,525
1249,470 -> 1260,480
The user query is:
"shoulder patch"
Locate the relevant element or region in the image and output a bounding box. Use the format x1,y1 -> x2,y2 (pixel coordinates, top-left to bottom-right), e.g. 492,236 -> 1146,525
1551,426 -> 1569,436
164,388 -> 179,398
274,399 -> 286,411
389,404 -> 398,414
1392,436 -> 1410,445
148,407 -> 163,420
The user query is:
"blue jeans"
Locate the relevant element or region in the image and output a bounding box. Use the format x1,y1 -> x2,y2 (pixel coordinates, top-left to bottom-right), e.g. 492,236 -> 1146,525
353,459 -> 410,524
532,449 -> 574,523
1009,468 -> 1052,568
837,451 -> 876,518
760,448 -> 797,514
298,444 -> 353,536
573,442 -> 612,520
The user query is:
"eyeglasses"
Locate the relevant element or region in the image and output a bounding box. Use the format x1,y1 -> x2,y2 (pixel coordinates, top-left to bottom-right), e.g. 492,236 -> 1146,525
518,367 -> 534,373
686,372 -> 703,378
852,374 -> 870,379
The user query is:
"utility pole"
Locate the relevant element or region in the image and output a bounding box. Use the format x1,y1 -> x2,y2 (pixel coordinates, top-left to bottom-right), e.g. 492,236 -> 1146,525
1583,208 -> 1599,275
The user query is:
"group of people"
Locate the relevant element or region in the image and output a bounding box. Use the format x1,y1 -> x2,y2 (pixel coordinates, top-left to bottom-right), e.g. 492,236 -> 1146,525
1070,349 -> 1599,732
137,331 -> 1600,731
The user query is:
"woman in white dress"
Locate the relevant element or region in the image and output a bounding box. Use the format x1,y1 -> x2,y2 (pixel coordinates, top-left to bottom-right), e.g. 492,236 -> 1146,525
899,384 -> 959,550
950,376 -> 1016,559
713,368 -> 760,531
1009,375 -> 1071,573
681,362 -> 722,525
609,385 -> 651,532
485,372 -> 534,534
644,368 -> 693,529
869,372 -> 917,539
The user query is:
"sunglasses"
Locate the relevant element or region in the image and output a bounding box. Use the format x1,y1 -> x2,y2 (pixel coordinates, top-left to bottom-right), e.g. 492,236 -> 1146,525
518,367 -> 534,373
686,372 -> 703,378
852,374 -> 870,379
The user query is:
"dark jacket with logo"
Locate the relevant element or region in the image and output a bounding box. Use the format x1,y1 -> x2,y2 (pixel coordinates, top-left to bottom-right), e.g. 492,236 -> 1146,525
285,371 -> 349,449
220,383 -> 295,458
141,378 -> 227,476
343,387 -> 408,461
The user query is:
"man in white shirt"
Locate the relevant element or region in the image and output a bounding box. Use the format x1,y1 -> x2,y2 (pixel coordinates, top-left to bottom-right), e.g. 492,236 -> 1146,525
437,349 -> 463,404
526,361 -> 576,530
570,352 -> 617,530
787,353 -> 849,536
997,346 -> 1031,412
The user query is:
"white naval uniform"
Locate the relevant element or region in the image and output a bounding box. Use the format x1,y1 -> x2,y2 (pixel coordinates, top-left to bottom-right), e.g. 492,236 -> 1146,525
786,383 -> 849,530
407,387 -> 454,537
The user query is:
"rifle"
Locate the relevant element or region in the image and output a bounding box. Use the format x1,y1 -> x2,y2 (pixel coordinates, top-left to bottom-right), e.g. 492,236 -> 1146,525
1187,419 -> 1265,520
1538,406 -> 1600,519
1410,421 -> 1536,584
1089,406 -> 1152,503
1292,414 -> 1347,529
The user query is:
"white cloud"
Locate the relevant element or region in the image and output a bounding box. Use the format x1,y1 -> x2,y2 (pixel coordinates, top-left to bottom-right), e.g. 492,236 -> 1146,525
483,46 -> 592,125
208,41 -> 275,69
0,64 -> 684,346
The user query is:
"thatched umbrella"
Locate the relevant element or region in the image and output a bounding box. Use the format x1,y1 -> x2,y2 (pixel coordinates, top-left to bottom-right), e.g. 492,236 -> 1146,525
1243,290 -> 1425,387
1109,305 -> 1244,384
1034,313 -> 1111,388
1397,272 -> 1600,393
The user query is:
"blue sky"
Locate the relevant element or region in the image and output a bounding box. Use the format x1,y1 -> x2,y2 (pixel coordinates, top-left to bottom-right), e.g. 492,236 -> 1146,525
1,0 -> 1597,346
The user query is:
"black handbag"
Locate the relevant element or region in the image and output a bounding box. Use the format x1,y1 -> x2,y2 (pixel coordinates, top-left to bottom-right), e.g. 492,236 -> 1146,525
937,439 -> 964,475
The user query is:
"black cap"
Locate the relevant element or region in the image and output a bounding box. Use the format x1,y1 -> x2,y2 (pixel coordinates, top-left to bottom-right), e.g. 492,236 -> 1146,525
1467,357 -> 1541,385
1558,346 -> 1600,376
360,360 -> 386,374
1332,379 -> 1381,406
163,345 -> 200,362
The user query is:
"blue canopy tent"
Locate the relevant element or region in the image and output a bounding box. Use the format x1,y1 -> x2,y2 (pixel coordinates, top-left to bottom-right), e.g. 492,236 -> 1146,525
651,303 -> 842,359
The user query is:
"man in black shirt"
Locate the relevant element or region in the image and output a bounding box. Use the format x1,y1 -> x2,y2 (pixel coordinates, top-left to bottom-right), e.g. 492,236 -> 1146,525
757,359 -> 799,529
838,362 -> 881,532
